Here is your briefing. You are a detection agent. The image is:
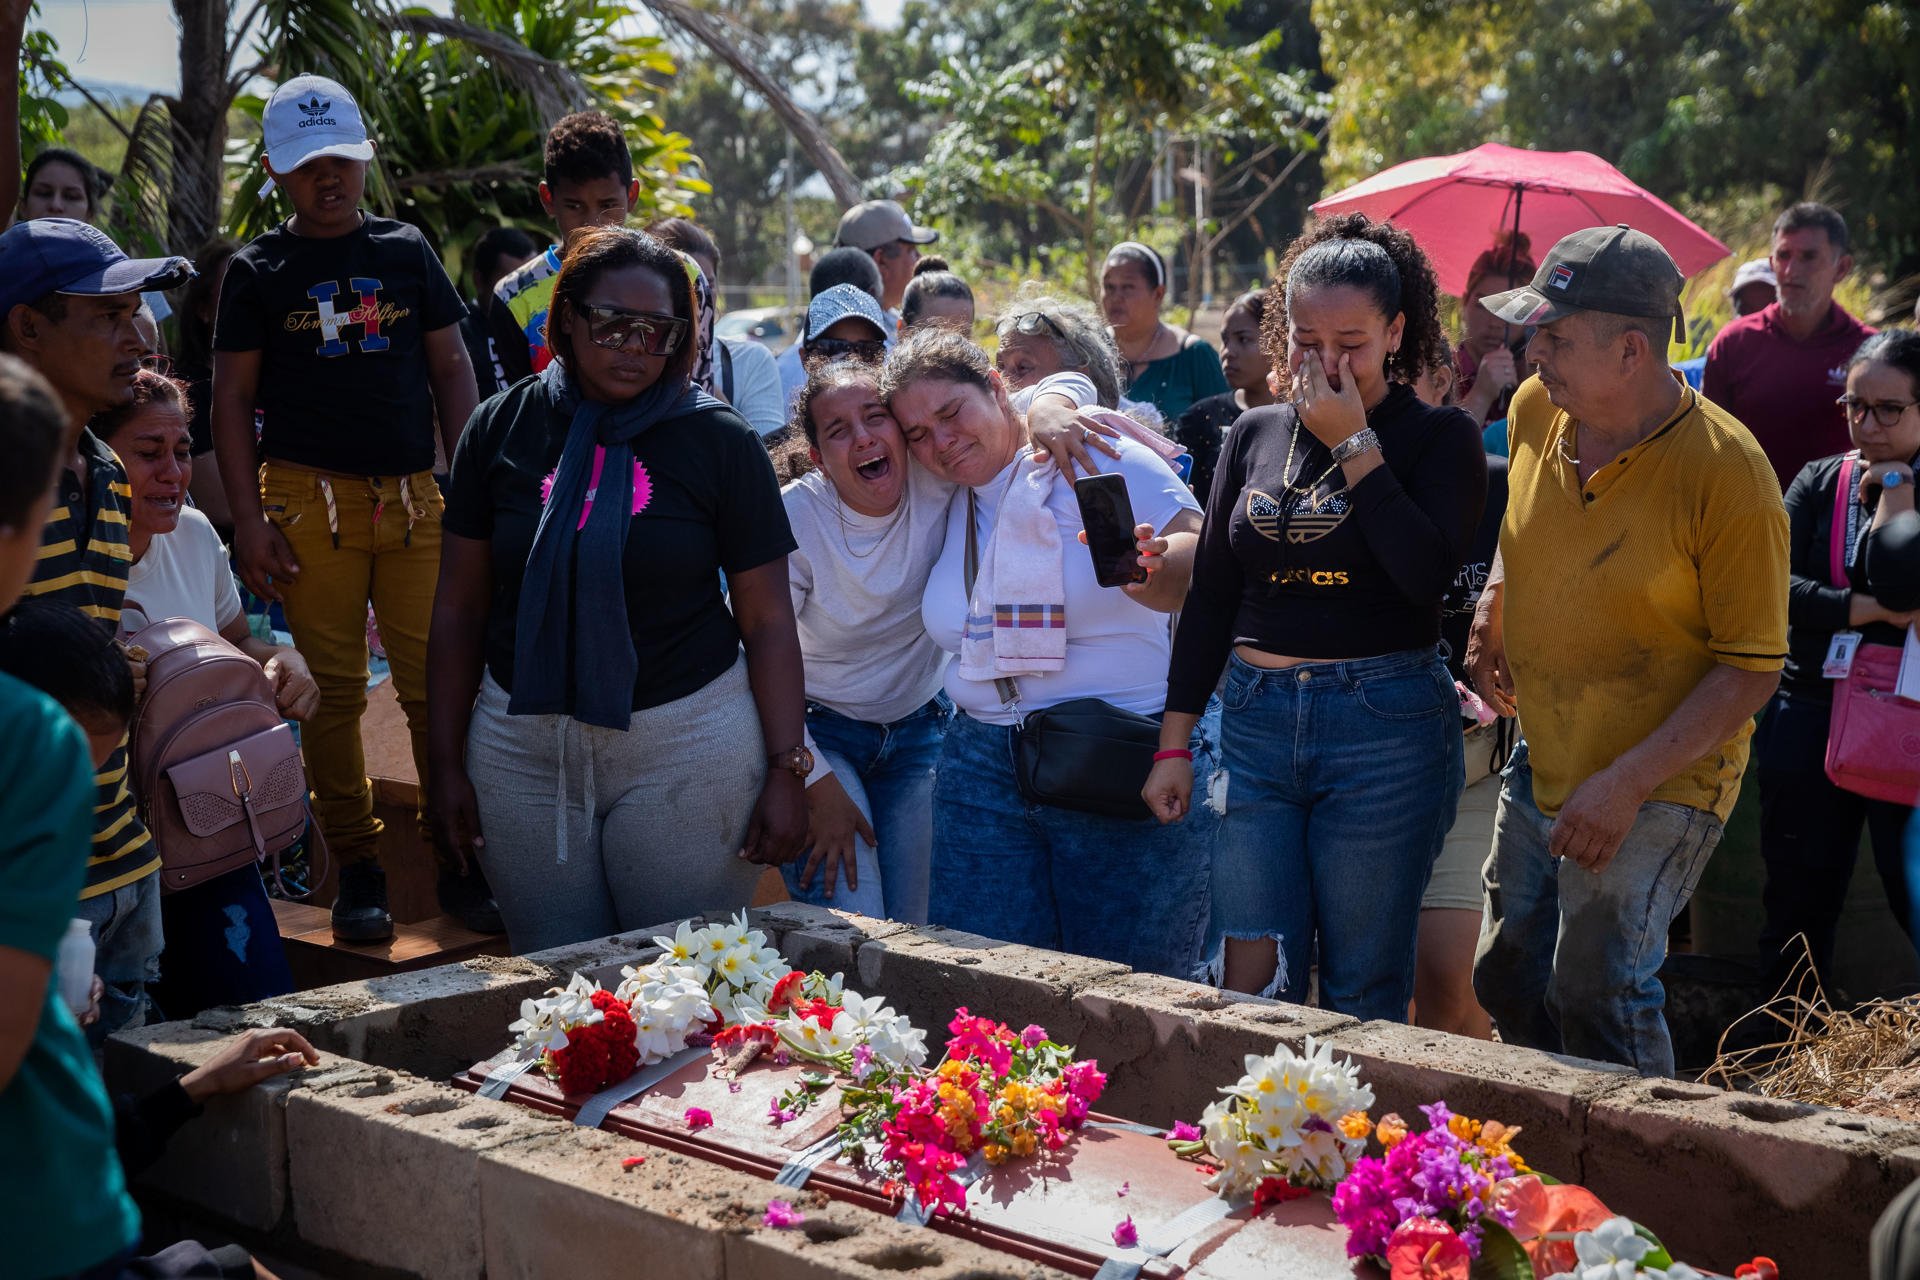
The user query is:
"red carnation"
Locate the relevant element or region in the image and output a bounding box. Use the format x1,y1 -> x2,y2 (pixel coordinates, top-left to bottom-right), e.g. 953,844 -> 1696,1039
767,970 -> 806,1013
548,990 -> 641,1095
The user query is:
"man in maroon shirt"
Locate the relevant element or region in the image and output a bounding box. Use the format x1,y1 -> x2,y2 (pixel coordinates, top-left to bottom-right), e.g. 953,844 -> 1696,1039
1702,202 -> 1875,490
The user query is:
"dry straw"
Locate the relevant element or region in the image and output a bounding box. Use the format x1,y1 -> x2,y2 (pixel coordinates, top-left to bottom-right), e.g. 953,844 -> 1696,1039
1704,936 -> 1920,1111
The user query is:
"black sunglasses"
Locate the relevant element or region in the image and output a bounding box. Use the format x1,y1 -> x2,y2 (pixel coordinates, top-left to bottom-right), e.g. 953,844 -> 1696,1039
575,303 -> 688,357
1007,311 -> 1069,342
805,336 -> 888,364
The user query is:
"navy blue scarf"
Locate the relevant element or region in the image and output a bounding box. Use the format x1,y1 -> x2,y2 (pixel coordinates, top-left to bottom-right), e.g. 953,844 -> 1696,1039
509,360 -> 717,728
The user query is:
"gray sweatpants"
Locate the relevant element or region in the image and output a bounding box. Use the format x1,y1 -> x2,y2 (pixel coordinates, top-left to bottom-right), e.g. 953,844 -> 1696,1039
468,656 -> 766,954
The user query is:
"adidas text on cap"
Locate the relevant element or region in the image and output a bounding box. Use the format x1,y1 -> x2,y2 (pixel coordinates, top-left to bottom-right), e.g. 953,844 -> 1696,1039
263,74 -> 374,174
1479,224 -> 1686,339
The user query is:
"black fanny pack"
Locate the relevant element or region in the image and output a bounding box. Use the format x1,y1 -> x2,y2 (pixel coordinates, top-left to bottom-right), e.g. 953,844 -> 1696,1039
1013,697 -> 1161,820
965,491 -> 1160,821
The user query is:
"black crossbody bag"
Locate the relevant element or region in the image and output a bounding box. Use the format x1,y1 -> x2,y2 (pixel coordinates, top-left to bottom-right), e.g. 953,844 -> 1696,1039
965,491 -> 1161,821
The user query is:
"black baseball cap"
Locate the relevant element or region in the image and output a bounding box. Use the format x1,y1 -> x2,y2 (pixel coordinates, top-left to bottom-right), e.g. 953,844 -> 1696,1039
1480,224 -> 1685,339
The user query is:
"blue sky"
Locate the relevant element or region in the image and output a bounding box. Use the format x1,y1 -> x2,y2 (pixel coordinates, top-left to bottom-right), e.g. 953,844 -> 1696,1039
39,0 -> 904,97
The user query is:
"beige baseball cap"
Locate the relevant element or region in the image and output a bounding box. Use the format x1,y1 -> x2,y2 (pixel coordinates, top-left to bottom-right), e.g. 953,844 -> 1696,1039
833,200 -> 938,252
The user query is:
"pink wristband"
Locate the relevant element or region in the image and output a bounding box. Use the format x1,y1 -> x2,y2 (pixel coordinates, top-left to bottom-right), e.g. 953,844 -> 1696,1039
1153,749 -> 1193,763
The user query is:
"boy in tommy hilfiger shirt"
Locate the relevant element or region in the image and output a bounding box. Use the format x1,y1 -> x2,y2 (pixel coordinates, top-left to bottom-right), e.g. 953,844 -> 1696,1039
212,73 -> 499,942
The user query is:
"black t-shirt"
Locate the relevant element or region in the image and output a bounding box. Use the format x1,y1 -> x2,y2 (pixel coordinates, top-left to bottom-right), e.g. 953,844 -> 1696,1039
1439,452 -> 1508,686
442,376 -> 797,710
1173,392 -> 1243,510
213,215 -> 467,475
1781,452 -> 1920,694
1167,383 -> 1488,714
460,301 -> 504,403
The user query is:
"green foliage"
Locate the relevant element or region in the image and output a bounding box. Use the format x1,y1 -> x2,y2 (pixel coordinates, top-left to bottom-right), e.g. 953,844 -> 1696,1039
1314,0 -> 1920,278
228,0 -> 704,280
896,0 -> 1326,295
1467,1221 -> 1537,1280
17,17 -> 68,152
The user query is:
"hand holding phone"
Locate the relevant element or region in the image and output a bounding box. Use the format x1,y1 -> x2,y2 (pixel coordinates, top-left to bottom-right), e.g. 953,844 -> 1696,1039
1074,472 -> 1149,588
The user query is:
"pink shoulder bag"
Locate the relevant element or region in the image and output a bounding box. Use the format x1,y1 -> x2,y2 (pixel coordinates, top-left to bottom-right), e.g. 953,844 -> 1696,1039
1823,453 -> 1920,803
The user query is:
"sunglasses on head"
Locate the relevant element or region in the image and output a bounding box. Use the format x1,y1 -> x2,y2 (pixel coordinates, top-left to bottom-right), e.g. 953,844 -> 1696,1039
1007,311 -> 1068,342
806,336 -> 887,364
574,302 -> 687,357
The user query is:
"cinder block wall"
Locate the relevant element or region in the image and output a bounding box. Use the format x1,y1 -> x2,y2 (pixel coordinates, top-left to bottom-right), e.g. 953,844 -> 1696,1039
107,903 -> 1920,1279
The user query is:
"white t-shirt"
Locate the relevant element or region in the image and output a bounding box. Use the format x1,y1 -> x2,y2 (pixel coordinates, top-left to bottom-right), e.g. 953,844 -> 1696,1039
784,465 -> 955,724
719,335 -> 787,437
124,507 -> 244,634
921,435 -> 1200,725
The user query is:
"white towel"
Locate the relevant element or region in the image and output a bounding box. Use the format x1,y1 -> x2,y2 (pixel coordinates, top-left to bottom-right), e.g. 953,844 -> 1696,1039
960,453 -> 1068,685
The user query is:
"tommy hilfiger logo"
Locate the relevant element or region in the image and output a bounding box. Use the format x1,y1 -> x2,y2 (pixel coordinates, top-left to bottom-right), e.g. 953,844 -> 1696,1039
296,95 -> 337,128
297,279 -> 398,356
1549,264 -> 1575,291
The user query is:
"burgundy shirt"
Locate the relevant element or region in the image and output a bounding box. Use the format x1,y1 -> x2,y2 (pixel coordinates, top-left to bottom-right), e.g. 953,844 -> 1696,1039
1701,301 -> 1875,491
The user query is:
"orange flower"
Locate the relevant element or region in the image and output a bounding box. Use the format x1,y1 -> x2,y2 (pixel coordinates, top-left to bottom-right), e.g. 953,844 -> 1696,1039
1446,1113 -> 1481,1144
1476,1120 -> 1528,1173
982,1142 -> 1009,1165
1338,1110 -> 1374,1141
1377,1113 -> 1409,1148
1011,1130 -> 1037,1158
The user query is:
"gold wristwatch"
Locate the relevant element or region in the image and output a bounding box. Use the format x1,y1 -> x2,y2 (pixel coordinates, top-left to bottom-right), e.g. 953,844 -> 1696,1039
767,747 -> 814,778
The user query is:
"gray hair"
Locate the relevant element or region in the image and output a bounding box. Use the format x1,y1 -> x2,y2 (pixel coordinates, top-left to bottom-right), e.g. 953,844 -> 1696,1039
993,288 -> 1125,408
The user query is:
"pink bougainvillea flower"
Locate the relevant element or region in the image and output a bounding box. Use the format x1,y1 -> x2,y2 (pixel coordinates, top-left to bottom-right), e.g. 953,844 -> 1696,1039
1020,1024 -> 1049,1048
852,1043 -> 876,1080
765,1199 -> 805,1229
1118,1181 -> 1130,1198
769,1097 -> 797,1126
728,1080 -> 743,1094
621,1155 -> 647,1169
1169,1120 -> 1202,1142
685,1107 -> 714,1130
1112,1216 -> 1139,1249
1384,1219 -> 1470,1280
773,1049 -> 791,1067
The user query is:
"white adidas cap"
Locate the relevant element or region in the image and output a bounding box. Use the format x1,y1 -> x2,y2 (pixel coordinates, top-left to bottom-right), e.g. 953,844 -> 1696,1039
262,74 -> 374,175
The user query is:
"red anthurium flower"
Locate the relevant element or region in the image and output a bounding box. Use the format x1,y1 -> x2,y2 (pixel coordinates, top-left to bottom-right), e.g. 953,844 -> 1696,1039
767,970 -> 807,1013
1734,1259 -> 1780,1280
1385,1219 -> 1470,1280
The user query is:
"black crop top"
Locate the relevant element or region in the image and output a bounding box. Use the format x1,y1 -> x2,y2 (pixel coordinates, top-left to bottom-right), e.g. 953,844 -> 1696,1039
1165,383 -> 1488,715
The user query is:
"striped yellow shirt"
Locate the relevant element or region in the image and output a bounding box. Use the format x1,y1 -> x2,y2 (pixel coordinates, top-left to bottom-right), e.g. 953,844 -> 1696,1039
22,431 -> 159,898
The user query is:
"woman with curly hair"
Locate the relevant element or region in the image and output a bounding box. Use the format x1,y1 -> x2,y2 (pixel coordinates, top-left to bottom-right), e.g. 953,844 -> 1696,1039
1143,213 -> 1489,1018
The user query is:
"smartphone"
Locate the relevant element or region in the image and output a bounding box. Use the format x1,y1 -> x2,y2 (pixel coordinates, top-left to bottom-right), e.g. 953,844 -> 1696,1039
1074,472 -> 1148,588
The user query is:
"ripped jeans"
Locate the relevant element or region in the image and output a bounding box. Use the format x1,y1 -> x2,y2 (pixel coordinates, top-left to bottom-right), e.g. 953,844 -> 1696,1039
1206,649 -> 1463,1020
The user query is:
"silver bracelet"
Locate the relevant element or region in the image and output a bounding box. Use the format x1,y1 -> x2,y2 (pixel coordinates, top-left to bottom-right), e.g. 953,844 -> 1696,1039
1329,427 -> 1381,465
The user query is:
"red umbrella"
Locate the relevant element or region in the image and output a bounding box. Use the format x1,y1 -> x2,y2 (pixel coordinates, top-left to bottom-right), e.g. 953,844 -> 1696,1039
1311,143 -> 1730,297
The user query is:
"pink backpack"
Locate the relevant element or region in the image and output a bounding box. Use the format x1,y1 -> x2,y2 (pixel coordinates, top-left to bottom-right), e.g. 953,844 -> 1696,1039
122,615 -> 321,894
1823,453 -> 1920,803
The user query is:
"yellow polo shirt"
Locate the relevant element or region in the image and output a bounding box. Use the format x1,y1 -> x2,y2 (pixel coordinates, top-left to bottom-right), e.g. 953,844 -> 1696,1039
1502,375 -> 1787,821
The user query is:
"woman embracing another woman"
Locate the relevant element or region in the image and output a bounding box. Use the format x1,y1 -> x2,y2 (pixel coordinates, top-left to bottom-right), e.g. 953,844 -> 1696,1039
427,227 -> 808,953
1145,214 -> 1487,1019
883,329 -> 1214,978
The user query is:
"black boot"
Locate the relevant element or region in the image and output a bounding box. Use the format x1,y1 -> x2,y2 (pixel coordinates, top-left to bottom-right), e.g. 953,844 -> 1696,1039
438,861 -> 506,935
331,860 -> 394,942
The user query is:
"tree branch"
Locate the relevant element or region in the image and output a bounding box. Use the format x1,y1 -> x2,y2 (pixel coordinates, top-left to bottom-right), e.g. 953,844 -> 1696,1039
27,52 -> 134,143
636,0 -> 861,208
1204,124 -> 1330,252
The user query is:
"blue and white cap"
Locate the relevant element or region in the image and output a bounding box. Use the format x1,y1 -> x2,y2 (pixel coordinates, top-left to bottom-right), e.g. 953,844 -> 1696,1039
0,219 -> 192,316
804,283 -> 890,344
263,74 -> 374,175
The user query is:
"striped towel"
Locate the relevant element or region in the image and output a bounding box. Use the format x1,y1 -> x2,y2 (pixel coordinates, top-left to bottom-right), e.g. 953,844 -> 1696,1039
960,453 -> 1068,684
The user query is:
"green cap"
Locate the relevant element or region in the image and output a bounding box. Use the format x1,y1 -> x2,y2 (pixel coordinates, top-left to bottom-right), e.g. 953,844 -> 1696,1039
1480,224 -> 1685,339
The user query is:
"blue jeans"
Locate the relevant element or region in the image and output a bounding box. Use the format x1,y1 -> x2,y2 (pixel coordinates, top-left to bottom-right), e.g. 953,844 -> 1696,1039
928,705 -> 1216,979
75,869 -> 165,1047
151,865 -> 296,1020
1209,648 -> 1463,1021
782,697 -> 949,923
1472,741 -> 1722,1077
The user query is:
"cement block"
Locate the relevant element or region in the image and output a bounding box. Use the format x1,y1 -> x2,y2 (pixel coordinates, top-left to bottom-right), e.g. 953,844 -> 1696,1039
1069,974 -> 1357,1129
479,1130 -> 729,1280
103,1021 -> 348,1231
285,1070 -> 566,1280
776,911 -> 917,979
723,1200 -> 1077,1280
1318,1021 -> 1637,1179
852,925 -> 1130,1042
1583,1080 -> 1920,1277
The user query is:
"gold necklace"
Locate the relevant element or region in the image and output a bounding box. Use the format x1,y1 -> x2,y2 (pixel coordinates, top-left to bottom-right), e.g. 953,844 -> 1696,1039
832,479 -> 909,560
1280,414 -> 1350,512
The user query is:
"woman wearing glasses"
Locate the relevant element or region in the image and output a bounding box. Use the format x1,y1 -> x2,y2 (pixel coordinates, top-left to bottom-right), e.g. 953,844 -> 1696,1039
1757,328 -> 1920,986
428,227 -> 808,953
800,284 -> 893,368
